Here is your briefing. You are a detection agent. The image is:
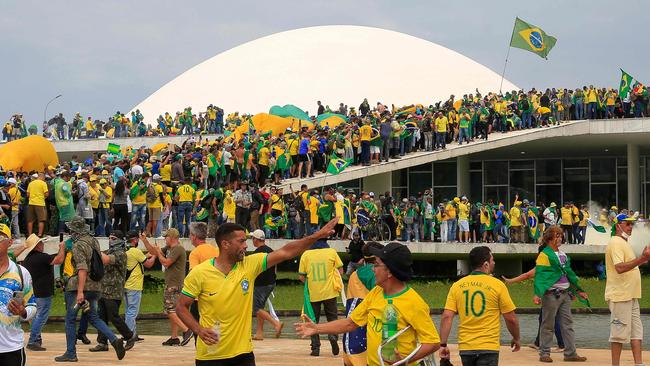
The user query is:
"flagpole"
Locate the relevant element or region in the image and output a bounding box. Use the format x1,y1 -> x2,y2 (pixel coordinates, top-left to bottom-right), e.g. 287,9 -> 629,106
499,18 -> 518,94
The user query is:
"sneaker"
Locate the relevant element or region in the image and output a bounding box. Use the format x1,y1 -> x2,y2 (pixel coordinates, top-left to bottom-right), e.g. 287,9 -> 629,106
135,335 -> 145,342
539,355 -> 553,363
162,337 -> 180,346
310,349 -> 319,357
563,355 -> 587,362
124,334 -> 137,351
27,343 -> 47,351
329,338 -> 339,356
180,329 -> 194,346
88,343 -> 108,352
111,339 -> 126,360
54,354 -> 78,362
76,334 -> 91,345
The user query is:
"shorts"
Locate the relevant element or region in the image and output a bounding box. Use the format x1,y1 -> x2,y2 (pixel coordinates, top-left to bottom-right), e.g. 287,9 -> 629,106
370,146 -> 380,154
608,299 -> 643,343
298,154 -> 308,162
252,284 -> 275,314
26,204 -> 47,223
459,219 -> 469,232
163,286 -> 181,314
148,207 -> 162,221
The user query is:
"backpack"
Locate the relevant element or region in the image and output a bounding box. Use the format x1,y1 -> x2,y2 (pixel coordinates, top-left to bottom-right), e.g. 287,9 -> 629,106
89,247 -> 105,282
146,184 -> 158,204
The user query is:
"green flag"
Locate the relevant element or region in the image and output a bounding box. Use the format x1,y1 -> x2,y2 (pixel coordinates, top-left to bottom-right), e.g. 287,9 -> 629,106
587,218 -> 607,233
326,155 -> 350,175
107,142 -> 121,155
510,17 -> 557,59
619,69 -> 634,98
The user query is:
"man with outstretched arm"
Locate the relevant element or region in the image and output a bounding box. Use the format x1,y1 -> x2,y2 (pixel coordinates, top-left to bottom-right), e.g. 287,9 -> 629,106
176,217 -> 339,366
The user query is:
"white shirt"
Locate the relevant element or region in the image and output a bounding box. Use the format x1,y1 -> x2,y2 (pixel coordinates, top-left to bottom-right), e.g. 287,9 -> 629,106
0,260 -> 36,352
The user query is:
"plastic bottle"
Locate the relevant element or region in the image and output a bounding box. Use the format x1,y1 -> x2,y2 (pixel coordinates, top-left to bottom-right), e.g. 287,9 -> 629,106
381,299 -> 399,363
205,322 -> 221,356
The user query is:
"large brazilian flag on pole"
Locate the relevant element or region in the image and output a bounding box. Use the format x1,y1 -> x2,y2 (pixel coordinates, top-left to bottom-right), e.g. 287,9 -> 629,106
510,17 -> 557,59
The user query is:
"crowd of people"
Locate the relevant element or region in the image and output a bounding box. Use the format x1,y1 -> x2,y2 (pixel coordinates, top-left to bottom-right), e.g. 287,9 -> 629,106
0,155 -> 637,245
2,84 -> 649,145
1,204 -> 649,366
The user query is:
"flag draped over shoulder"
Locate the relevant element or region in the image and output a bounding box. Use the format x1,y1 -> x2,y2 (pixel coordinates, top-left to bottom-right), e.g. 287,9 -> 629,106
620,69 -> 634,98
207,154 -> 218,177
510,17 -> 557,59
534,246 -> 590,307
326,155 -> 350,175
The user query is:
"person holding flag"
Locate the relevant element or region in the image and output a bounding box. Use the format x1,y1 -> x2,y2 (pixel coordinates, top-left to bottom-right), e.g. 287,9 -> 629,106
533,225 -> 589,363
527,202 -> 541,243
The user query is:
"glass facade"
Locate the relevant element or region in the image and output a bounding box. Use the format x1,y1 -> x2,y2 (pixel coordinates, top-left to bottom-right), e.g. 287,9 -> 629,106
356,156 -> 646,211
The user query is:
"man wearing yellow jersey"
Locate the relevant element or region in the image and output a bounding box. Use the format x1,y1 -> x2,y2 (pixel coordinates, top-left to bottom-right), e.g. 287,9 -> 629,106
559,202 -> 574,244
175,178 -> 196,237
359,121 -> 373,166
6,178 -> 21,238
434,112 -> 449,150
458,196 -> 470,243
296,242 -> 440,366
130,175 -> 148,232
446,198 -> 458,242
177,218 -> 338,366
257,144 -> 270,185
299,240 -> 344,357
509,199 -> 525,243
26,173 -> 49,237
440,246 -> 521,366
123,231 -> 156,340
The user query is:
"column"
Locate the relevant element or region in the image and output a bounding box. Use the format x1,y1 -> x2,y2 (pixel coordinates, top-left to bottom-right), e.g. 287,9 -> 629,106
627,143 -> 640,212
457,155 -> 470,197
363,171 -> 392,197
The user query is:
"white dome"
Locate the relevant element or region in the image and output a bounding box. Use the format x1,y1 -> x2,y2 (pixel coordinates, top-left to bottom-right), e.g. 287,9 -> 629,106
132,25 -> 518,118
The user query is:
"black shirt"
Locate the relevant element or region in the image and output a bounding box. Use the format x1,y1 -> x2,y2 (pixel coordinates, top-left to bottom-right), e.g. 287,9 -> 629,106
22,251 -> 56,298
253,245 -> 275,286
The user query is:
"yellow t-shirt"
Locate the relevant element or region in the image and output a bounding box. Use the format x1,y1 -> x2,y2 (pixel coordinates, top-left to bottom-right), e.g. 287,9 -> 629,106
88,185 -> 100,209
444,273 -> 516,352
298,248 -> 343,302
101,186 -> 113,209
147,183 -> 164,209
351,286 -> 440,366
223,191 -> 235,221
509,207 -> 522,227
27,179 -> 48,206
578,210 -> 589,227
131,182 -> 147,205
560,207 -> 573,225
189,243 -> 220,270
181,254 -> 267,361
124,247 -> 147,291
177,184 -> 196,202
8,187 -> 21,212
85,120 -> 94,131
308,197 -> 319,225
287,138 -> 299,155
605,236 -> 642,302
434,117 -> 448,132
445,204 -> 457,219
270,194 -> 284,212
359,125 -> 372,141
257,147 -> 270,166
458,203 -> 469,220
160,164 -> 172,182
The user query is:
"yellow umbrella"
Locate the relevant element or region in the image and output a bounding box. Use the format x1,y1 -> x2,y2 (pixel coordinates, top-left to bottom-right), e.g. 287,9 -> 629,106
0,135 -> 59,172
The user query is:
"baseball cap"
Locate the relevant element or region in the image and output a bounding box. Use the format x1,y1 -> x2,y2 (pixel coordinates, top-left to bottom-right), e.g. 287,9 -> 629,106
613,213 -> 636,224
0,223 -> 11,239
163,228 -> 180,238
368,242 -> 413,281
110,230 -> 125,240
6,178 -> 16,185
152,174 -> 161,181
249,229 -> 265,240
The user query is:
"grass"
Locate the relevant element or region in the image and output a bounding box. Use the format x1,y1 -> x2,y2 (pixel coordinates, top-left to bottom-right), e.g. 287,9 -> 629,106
47,272 -> 650,317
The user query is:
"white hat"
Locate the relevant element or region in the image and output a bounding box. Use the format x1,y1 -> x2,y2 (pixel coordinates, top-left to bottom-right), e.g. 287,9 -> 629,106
16,234 -> 43,262
152,174 -> 161,180
249,229 -> 265,240
31,173 -> 38,178
7,178 -> 16,185
369,192 -> 375,197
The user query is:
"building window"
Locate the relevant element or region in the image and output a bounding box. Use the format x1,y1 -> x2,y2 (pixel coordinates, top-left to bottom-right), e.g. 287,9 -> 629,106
434,161 -> 456,186
409,172 -> 432,198
591,184 -> 616,208
536,159 -> 562,184
470,171 -> 482,203
536,184 -> 562,206
510,170 -> 535,199
433,187 -> 457,204
484,161 -> 508,185
563,168 -> 589,204
484,186 -> 509,206
591,157 -> 616,183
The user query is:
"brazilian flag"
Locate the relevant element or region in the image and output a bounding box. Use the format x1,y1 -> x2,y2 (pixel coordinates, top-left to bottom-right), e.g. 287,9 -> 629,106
510,17 -> 557,59
619,69 -> 634,98
527,207 -> 540,242
326,155 -> 350,175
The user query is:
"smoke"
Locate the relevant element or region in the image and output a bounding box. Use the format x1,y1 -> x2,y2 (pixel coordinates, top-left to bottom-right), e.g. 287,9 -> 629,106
584,201 -> 611,246
629,221 -> 650,257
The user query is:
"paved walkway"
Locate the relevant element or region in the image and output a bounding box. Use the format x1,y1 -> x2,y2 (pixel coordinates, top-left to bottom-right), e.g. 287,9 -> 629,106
27,333 -> 644,365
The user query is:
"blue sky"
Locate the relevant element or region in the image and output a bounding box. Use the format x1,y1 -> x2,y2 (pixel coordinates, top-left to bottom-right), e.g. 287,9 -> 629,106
2,0 -> 647,125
